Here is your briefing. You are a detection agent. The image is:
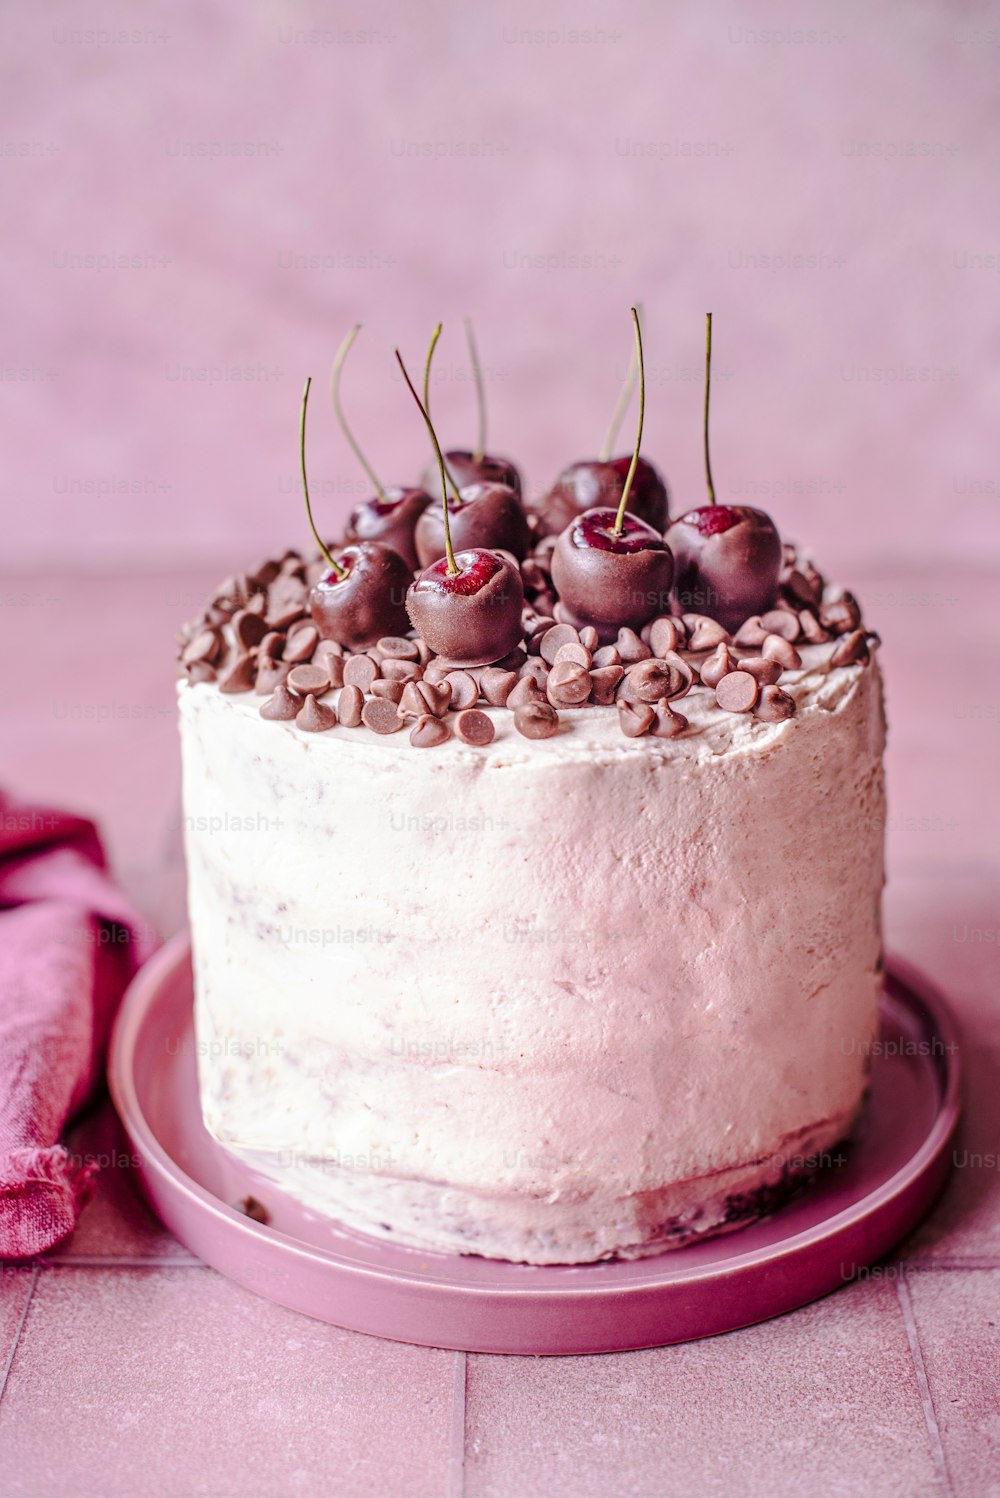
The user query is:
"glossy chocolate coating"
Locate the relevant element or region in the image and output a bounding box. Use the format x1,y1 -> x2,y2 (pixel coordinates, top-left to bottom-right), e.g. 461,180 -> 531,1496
414,482 -> 532,568
534,456 -> 669,537
344,486 -> 431,572
666,505 -> 781,633
421,449 -> 522,497
406,548 -> 525,666
310,541 -> 412,650
550,508 -> 674,633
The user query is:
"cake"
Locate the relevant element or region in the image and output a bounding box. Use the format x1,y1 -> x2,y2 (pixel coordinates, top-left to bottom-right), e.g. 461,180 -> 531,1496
176,315 -> 886,1265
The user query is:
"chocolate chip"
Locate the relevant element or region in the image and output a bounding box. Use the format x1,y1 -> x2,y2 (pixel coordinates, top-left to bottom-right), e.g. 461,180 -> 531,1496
381,658 -> 422,684
555,641 -> 593,669
739,656 -> 783,687
830,629 -> 870,667
546,660 -> 592,707
182,628 -> 222,667
255,659 -> 291,696
761,634 -> 802,670
628,659 -> 677,703
592,645 -> 622,669
343,654 -> 379,691
518,658 -> 550,688
456,708 -> 495,746
259,630 -> 285,661
578,625 -> 599,652
651,699 -> 688,738
507,675 -> 545,709
296,693 -> 338,732
495,646 -> 527,672
514,701 -> 559,739
260,684 -> 302,721
779,569 -> 819,607
409,712 -> 450,747
755,685 -> 797,722
378,636 -> 420,660
235,1195 -> 270,1224
820,594 -> 862,634
520,558 -> 549,593
760,609 -> 800,642
444,670 -> 479,710
398,679 -> 452,720
648,615 -> 682,656
715,670 -> 759,713
589,665 -> 624,705
618,701 -> 654,737
699,643 -> 738,690
539,623 -> 580,665
421,659 -> 450,686
337,684 -> 364,727
415,638 -> 433,666
733,616 -> 769,647
361,697 -> 404,734
371,679 -> 404,704
683,614 -> 731,651
526,618 -> 556,655
799,609 -> 832,644
283,624 -> 320,664
616,627 -> 651,664
245,591 -> 267,617
287,663 -> 330,696
312,638 -> 342,667
186,661 -> 216,684
218,653 -> 256,694
267,600 -> 307,631
479,668 -> 517,707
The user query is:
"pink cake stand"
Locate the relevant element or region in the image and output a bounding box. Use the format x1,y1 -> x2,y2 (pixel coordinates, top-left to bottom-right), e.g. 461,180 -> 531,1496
108,935 -> 961,1355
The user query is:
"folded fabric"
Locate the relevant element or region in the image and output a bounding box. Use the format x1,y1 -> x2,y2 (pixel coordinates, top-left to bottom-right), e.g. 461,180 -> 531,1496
0,793 -> 158,1258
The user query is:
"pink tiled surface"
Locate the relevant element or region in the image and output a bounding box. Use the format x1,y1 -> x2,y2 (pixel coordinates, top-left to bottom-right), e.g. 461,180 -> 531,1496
0,561 -> 997,1496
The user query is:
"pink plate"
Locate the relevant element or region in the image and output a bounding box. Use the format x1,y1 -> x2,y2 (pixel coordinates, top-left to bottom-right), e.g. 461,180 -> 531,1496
108,935 -> 961,1355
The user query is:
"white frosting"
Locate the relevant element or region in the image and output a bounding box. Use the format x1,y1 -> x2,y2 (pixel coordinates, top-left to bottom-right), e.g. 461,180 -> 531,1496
179,646 -> 886,1263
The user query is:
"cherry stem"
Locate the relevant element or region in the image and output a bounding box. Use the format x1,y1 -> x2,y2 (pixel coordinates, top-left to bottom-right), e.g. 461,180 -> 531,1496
301,378 -> 344,578
464,317 -> 487,464
612,308 -> 645,536
599,301 -> 642,461
704,312 -> 716,506
330,325 -> 385,502
423,323 -> 461,500
395,348 -> 459,577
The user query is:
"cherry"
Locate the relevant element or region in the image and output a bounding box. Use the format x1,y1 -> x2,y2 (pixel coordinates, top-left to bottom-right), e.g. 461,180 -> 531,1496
665,315 -> 780,632
297,377 -> 411,648
330,324 -> 431,572
414,480 -> 531,567
418,321 -> 522,495
406,548 -> 524,666
345,486 -> 430,572
535,455 -> 668,537
396,341 -> 524,666
550,309 -> 673,634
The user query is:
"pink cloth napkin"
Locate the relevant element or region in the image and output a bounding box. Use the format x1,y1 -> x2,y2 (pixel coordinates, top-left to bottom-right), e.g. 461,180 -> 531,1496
0,793 -> 158,1258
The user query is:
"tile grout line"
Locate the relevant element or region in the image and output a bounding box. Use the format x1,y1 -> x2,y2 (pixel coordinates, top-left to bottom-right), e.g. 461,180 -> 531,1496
0,1264 -> 40,1407
896,1276 -> 953,1498
447,1351 -> 467,1498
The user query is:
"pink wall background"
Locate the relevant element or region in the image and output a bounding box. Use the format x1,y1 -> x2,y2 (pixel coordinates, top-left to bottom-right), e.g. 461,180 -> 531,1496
3,0 -> 998,581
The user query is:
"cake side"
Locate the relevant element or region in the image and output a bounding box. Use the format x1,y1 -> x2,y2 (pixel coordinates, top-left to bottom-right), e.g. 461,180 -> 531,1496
180,647 -> 885,1264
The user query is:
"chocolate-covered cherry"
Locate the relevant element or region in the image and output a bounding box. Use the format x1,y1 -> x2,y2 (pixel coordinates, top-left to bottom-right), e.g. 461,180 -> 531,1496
414,480 -> 531,567
551,508 -> 673,634
418,321 -> 522,496
667,505 -> 781,633
407,548 -> 524,666
535,455 -> 668,537
310,541 -> 412,648
345,486 -> 431,571
665,316 -> 780,632
550,309 -> 672,634
298,376 -> 411,648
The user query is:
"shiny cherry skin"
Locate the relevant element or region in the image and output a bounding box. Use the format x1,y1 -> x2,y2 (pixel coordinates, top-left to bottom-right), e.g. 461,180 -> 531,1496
406,548 -> 524,666
414,481 -> 532,569
421,449 -> 522,498
666,505 -> 781,633
534,456 -> 668,537
550,507 -> 674,634
344,486 -> 431,572
310,541 -> 412,649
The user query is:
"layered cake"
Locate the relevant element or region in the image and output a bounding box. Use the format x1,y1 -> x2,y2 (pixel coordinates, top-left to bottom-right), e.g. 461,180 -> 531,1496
177,315 -> 885,1264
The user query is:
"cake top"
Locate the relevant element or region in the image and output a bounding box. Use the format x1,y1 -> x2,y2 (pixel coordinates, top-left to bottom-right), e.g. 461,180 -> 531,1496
176,312 -> 878,748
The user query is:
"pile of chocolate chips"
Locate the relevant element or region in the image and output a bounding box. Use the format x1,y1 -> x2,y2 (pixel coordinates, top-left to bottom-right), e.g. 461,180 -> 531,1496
176,540 -> 878,748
